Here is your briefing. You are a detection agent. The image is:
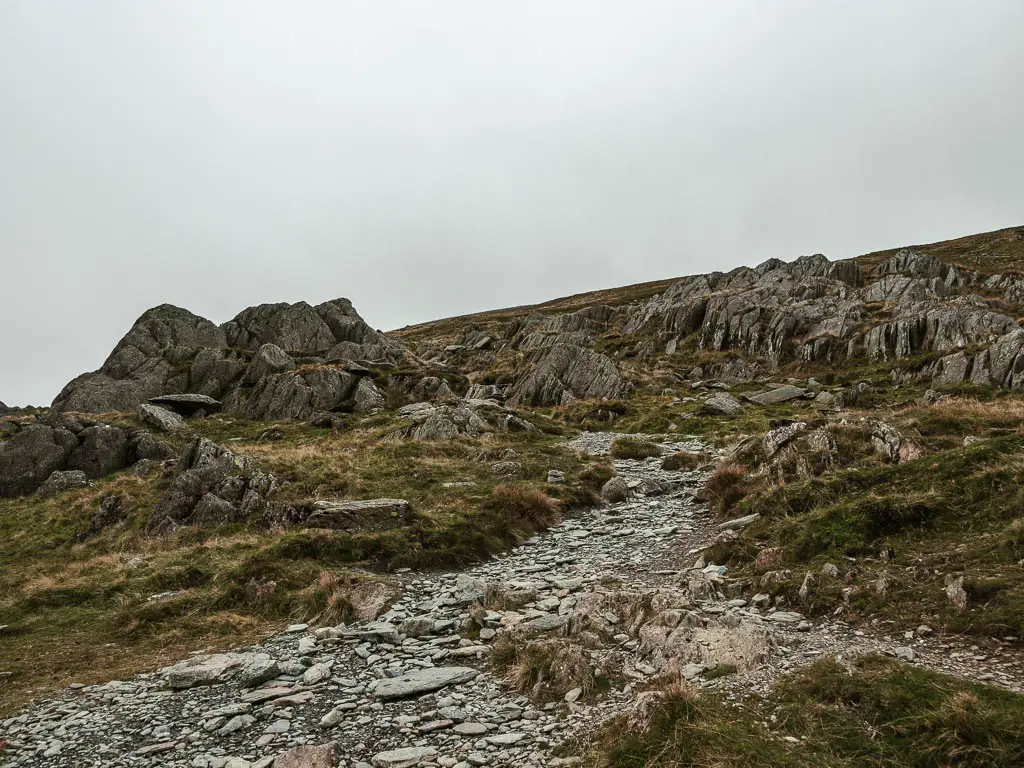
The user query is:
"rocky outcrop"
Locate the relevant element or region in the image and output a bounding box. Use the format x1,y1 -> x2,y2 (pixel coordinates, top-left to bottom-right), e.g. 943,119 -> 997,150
224,298 -> 407,365
137,403 -> 187,432
0,416 -> 169,498
52,298 -> 413,418
147,437 -> 277,533
391,399 -> 535,441
507,344 -> 627,407
52,305 -> 228,414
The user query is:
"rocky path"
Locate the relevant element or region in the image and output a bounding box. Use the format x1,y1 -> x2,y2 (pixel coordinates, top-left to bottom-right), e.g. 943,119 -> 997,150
3,432 -> 1023,768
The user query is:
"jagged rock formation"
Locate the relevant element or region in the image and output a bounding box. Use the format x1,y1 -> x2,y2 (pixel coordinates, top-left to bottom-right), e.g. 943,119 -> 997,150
147,437 -> 278,533
52,299 -> 412,416
398,241 -> 1024,395
391,399 -> 535,441
47,227 -> 1024,425
0,414 -> 171,498
52,305 -> 229,413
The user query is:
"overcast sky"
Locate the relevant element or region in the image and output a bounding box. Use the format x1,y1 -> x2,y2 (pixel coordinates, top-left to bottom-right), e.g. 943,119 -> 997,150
2,1 -> 1023,405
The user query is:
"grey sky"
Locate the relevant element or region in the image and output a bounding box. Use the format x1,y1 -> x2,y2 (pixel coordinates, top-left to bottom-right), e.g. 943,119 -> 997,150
2,1 -> 1023,405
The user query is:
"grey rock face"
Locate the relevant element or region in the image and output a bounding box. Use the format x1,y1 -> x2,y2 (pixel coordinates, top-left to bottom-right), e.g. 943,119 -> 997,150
245,343 -> 297,384
225,298 -> 407,365
303,499 -> 411,531
36,469 -> 89,497
52,298 -> 412,420
763,422 -> 808,457
507,343 -> 627,407
392,399 -> 533,441
52,304 -> 228,413
147,437 -> 277,533
246,368 -> 362,422
137,403 -> 187,432
66,424 -> 131,478
373,667 -> 479,700
0,424 -> 75,497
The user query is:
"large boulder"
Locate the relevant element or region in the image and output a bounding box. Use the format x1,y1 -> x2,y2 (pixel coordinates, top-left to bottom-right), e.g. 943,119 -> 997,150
36,469 -> 89,497
0,424 -> 78,497
148,393 -> 222,416
52,305 -> 228,413
66,424 -> 131,478
137,403 -> 187,432
147,437 -> 277,533
244,343 -> 296,384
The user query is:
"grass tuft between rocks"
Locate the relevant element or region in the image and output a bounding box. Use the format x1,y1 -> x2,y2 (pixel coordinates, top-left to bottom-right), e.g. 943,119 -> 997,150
595,654 -> 1024,768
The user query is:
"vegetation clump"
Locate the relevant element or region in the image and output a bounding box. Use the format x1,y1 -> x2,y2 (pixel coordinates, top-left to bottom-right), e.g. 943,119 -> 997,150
610,437 -> 662,460
599,654 -> 1024,768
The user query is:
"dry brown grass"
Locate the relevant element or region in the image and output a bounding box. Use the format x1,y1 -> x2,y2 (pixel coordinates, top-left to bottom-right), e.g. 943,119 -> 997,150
484,484 -> 562,539
701,462 -> 749,516
491,635 -> 597,701
661,451 -> 705,471
610,437 -> 662,460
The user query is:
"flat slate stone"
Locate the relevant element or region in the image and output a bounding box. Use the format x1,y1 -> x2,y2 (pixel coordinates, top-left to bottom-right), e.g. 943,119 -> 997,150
304,498 -> 411,531
374,667 -> 478,700
526,614 -> 568,632
148,393 -> 223,415
371,746 -> 437,768
746,386 -> 807,406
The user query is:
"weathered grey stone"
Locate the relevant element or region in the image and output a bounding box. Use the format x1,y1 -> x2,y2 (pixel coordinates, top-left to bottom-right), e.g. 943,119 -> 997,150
601,476 -> 629,503
246,368 -> 360,422
303,499 -> 411,531
0,424 -> 76,497
371,747 -> 437,768
36,469 -> 89,497
162,652 -> 273,689
149,393 -> 223,416
245,343 -> 297,385
147,437 -> 277,532
273,743 -> 340,768
747,386 -> 807,405
507,343 -> 627,407
65,424 -> 130,479
90,494 -> 129,532
700,392 -> 743,416
52,304 -> 227,413
137,403 -> 187,432
763,421 -> 807,457
374,667 -> 479,700
274,745 -> 342,768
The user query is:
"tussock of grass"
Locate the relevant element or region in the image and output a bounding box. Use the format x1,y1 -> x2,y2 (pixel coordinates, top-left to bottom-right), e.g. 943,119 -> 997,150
701,462 -> 749,516
661,451 -> 704,472
599,654 -> 1024,768
491,635 -> 610,701
610,437 -> 662,460
483,484 -> 562,539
